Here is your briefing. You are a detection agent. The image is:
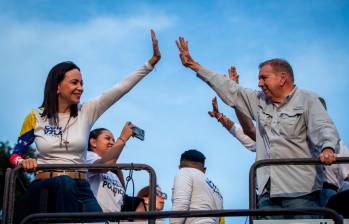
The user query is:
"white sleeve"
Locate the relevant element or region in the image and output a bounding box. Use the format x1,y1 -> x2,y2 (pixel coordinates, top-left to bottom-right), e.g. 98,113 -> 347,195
228,123 -> 256,152
170,169 -> 193,224
86,151 -> 100,164
81,62 -> 153,127
86,151 -> 101,178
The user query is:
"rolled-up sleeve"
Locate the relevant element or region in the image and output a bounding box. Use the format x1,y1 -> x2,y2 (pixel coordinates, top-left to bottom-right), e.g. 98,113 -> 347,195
306,96 -> 340,153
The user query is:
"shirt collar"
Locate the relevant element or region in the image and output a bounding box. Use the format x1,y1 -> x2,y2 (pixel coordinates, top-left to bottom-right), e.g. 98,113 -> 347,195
274,85 -> 297,107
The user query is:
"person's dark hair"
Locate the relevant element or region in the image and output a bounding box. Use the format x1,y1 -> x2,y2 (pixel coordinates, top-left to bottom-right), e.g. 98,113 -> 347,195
41,61 -> 80,125
180,149 -> 206,165
259,58 -> 294,82
318,97 -> 327,110
88,128 -> 109,151
137,185 -> 160,198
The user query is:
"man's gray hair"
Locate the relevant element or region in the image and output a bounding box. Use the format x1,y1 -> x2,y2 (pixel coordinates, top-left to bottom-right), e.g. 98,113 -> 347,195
259,58 -> 294,82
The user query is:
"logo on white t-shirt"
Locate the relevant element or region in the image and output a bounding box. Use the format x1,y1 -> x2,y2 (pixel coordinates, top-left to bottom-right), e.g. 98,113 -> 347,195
206,179 -> 223,200
102,174 -> 125,197
44,125 -> 63,137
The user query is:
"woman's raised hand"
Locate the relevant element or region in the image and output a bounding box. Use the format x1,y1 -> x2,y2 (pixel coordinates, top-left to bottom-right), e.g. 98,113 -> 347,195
148,29 -> 161,67
208,97 -> 234,129
208,96 -> 221,120
228,66 -> 239,84
118,122 -> 134,144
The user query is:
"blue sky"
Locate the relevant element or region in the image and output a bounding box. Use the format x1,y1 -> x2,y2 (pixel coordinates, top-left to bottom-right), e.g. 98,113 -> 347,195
1,0 -> 349,221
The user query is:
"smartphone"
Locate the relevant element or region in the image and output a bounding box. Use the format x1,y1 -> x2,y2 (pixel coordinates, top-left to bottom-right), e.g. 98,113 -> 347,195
132,126 -> 145,141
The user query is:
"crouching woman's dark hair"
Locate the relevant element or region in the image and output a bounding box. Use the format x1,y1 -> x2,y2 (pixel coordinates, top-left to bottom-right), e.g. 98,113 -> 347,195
88,128 -> 109,151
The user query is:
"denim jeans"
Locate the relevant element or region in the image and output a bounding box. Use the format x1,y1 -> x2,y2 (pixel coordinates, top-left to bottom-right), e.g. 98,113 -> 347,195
320,188 -> 337,207
326,190 -> 349,218
14,176 -> 102,224
257,190 -> 321,219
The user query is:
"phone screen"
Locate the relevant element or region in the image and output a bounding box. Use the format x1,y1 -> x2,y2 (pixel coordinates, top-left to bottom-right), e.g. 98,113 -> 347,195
132,126 -> 145,141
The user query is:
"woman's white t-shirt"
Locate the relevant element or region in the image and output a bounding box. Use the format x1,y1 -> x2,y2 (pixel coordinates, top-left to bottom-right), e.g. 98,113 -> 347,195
86,151 -> 125,212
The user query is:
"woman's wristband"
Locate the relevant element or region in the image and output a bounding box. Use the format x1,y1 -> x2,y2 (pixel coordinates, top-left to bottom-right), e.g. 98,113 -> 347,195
118,137 -> 126,144
217,113 -> 224,122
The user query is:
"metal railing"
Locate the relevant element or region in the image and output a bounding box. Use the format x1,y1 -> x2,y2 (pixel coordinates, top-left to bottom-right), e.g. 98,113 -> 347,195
1,168 -> 12,223
249,157 -> 349,210
2,163 -> 157,224
3,158 -> 348,224
19,208 -> 343,224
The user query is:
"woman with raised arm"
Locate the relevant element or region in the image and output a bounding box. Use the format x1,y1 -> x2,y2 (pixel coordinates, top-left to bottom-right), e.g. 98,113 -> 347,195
10,30 -> 161,222
86,123 -> 133,212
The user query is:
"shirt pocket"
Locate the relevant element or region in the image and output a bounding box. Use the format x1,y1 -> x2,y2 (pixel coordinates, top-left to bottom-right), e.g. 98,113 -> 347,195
278,108 -> 304,138
258,111 -> 272,134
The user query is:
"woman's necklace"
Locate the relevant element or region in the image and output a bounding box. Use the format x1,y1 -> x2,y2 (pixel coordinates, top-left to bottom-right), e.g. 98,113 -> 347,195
60,116 -> 71,151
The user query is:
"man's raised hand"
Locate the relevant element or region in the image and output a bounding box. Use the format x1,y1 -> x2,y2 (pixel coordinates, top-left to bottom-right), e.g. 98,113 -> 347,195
176,36 -> 201,72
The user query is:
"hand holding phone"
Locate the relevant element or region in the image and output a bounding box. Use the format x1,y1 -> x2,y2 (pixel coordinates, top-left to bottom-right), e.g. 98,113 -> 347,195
132,126 -> 145,141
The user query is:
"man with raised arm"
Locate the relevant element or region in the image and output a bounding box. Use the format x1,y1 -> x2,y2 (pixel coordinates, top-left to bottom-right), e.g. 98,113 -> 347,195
176,37 -> 340,211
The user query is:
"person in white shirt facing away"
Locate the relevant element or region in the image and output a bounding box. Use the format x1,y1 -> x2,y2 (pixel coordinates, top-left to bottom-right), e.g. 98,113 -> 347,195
170,149 -> 224,224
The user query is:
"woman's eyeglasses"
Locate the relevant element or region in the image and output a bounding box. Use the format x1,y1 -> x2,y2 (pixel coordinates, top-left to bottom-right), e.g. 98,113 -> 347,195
156,191 -> 167,200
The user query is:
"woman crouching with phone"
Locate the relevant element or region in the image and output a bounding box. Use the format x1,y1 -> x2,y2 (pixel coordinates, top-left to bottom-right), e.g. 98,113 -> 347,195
87,122 -> 137,212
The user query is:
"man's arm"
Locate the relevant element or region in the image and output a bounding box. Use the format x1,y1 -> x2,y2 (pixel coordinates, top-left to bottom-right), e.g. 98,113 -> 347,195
235,109 -> 256,141
170,169 -> 193,224
307,96 -> 340,164
226,67 -> 257,141
176,37 -> 259,120
198,67 -> 259,120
